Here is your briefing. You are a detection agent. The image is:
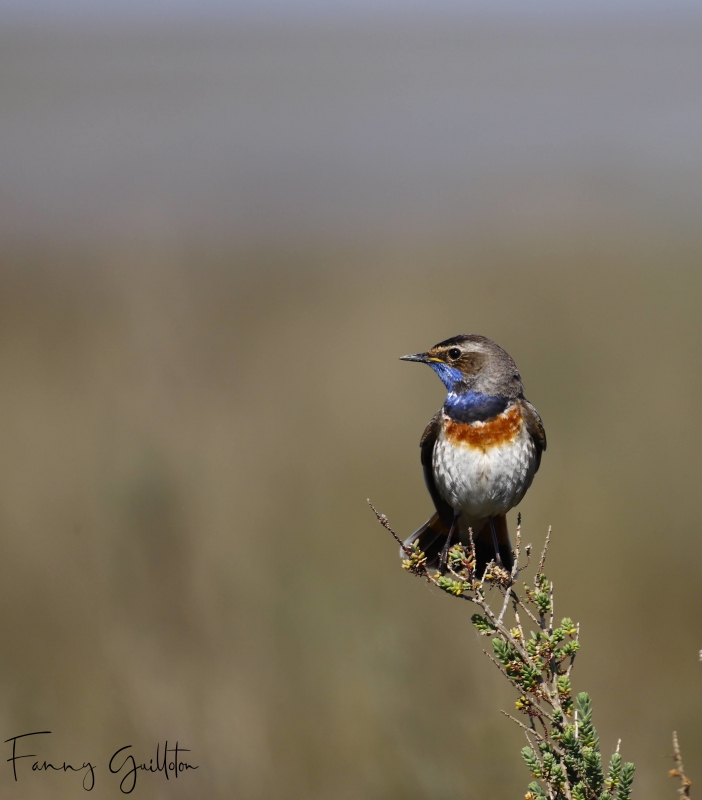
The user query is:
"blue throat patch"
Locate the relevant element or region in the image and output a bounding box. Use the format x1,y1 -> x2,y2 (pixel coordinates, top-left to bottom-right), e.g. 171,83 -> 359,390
427,362 -> 463,390
426,362 -> 508,422
443,390 -> 509,424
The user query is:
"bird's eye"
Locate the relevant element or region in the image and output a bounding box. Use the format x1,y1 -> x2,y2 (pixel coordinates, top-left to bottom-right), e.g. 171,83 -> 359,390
448,348 -> 461,361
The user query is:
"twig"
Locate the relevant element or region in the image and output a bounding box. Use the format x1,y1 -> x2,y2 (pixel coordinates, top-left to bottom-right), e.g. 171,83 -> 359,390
511,522 -> 523,580
536,526 -> 551,580
497,583 -> 514,624
446,591 -> 475,603
480,598 -> 533,665
501,709 -> 546,743
496,522 -> 523,624
670,731 -> 692,798
368,499 -> 413,558
524,728 -> 538,752
512,596 -> 526,642
484,651 -> 525,693
514,592 -> 542,628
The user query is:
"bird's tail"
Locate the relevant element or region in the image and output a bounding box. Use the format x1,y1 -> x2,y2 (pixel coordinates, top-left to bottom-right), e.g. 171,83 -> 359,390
400,512 -> 452,568
401,513 -> 513,576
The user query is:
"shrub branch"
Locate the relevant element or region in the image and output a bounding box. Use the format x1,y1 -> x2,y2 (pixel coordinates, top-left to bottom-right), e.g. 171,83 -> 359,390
670,732 -> 692,799
370,501 -> 636,800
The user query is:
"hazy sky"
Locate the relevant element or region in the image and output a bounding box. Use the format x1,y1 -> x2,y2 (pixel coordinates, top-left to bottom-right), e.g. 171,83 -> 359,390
2,0 -> 701,24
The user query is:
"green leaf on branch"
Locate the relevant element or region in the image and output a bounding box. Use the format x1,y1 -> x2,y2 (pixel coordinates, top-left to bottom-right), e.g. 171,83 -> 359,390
583,747 -> 604,793
572,782 -> 587,800
525,781 -> 547,799
551,627 -> 565,644
492,638 -> 517,666
605,752 -> 622,791
576,693 -> 600,750
519,663 -> 542,692
435,575 -> 467,596
560,640 -> 580,658
536,574 -> 550,590
534,591 -> 551,614
401,542 -> 428,573
522,747 -> 542,778
471,614 -> 496,635
616,763 -> 635,800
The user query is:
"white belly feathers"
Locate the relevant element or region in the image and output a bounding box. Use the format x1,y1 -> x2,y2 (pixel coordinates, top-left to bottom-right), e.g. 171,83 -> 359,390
432,404 -> 537,519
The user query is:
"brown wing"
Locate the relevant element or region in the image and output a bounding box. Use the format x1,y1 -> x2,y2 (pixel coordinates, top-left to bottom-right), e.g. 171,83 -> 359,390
520,398 -> 547,472
420,411 -> 454,526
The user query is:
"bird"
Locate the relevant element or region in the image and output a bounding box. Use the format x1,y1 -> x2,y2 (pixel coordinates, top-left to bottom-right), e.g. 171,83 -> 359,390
400,334 -> 546,576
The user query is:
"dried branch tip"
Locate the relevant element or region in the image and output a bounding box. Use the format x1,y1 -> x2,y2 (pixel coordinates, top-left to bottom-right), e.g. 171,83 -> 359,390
670,731 -> 692,799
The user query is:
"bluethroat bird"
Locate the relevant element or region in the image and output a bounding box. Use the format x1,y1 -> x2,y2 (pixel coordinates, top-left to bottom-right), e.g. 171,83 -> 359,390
401,335 -> 546,576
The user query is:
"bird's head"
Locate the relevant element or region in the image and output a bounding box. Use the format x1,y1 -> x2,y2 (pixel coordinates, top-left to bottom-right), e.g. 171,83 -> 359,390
400,334 -> 523,397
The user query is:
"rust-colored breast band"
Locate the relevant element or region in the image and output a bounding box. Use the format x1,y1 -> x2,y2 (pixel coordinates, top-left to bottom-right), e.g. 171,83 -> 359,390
444,403 -> 523,451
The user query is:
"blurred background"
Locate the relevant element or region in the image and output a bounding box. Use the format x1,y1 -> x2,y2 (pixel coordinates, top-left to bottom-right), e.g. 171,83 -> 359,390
0,1 -> 701,797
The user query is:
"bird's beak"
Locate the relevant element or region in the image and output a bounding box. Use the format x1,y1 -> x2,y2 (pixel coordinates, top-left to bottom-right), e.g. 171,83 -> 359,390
400,352 -> 432,363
